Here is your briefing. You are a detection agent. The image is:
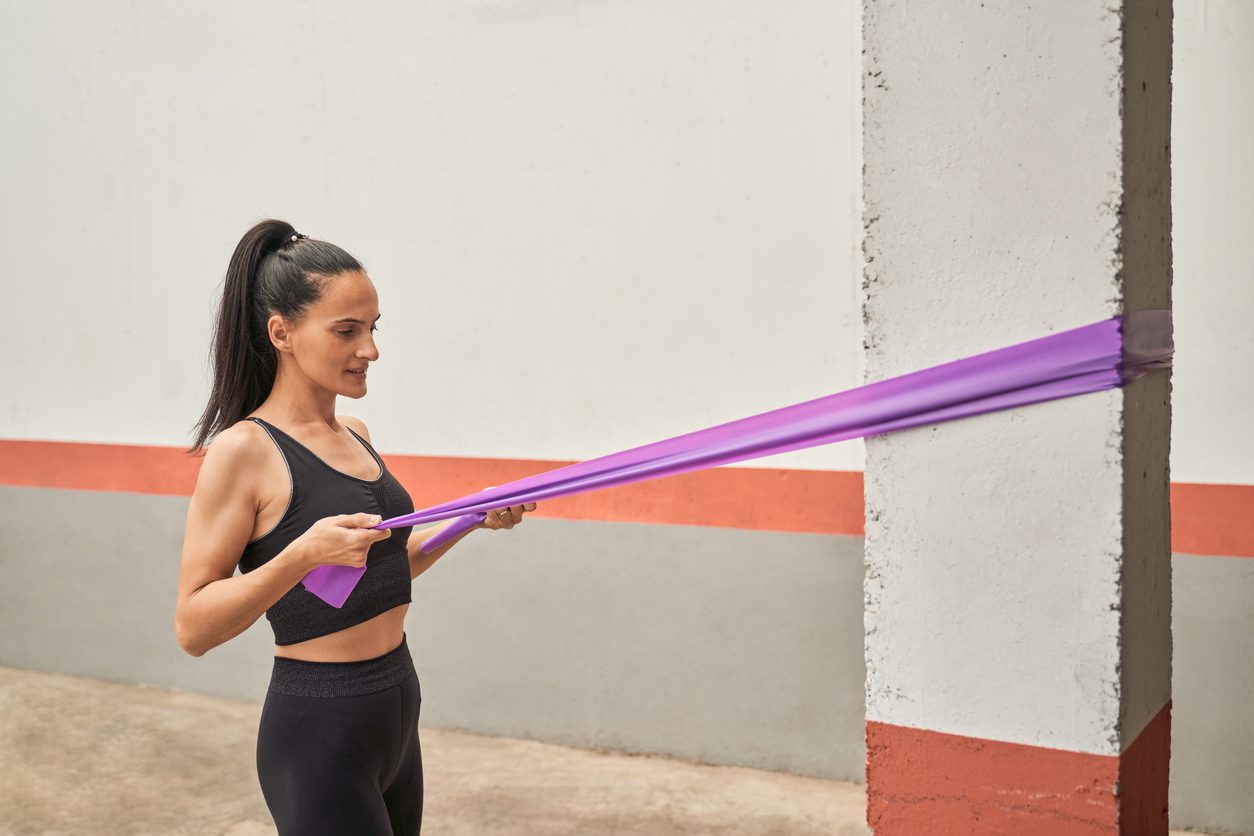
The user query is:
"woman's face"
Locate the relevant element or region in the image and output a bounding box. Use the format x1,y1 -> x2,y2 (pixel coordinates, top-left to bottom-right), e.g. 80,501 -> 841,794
273,269 -> 381,397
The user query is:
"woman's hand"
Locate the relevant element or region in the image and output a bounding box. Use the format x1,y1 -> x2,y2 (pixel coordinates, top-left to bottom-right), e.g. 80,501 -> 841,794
297,513 -> 393,570
479,502 -> 537,530
476,487 -> 537,531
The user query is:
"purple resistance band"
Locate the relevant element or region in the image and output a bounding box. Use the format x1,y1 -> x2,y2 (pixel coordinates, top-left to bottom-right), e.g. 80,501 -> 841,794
299,309 -> 1173,608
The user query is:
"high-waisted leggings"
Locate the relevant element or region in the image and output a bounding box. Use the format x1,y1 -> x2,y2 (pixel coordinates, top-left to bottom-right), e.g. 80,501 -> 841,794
256,631 -> 423,835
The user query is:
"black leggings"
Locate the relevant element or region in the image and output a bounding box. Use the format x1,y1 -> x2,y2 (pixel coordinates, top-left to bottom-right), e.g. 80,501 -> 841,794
256,632 -> 423,835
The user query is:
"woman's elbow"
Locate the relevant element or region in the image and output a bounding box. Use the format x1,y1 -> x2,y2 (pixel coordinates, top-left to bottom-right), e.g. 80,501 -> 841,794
176,632 -> 202,657
174,617 -> 206,657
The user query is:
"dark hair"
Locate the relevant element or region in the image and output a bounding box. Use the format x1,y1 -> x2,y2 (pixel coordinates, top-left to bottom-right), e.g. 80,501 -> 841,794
186,219 -> 364,456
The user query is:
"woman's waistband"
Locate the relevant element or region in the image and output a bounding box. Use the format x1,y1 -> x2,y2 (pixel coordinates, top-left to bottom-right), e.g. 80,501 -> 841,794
268,632 -> 414,698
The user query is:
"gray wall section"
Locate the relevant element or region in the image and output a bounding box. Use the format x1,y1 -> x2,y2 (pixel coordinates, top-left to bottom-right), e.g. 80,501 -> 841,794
0,485 -> 867,782
1169,554 -> 1254,836
2,483 -> 1251,830
407,517 -> 866,780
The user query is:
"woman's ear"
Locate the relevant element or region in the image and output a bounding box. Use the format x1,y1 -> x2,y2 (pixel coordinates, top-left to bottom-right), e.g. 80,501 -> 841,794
268,314 -> 294,353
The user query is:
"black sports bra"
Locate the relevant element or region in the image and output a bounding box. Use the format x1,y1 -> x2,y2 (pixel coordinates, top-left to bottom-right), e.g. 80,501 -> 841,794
237,417 -> 415,646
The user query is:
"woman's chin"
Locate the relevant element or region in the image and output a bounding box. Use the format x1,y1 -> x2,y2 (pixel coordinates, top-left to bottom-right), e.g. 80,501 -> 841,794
339,371 -> 368,396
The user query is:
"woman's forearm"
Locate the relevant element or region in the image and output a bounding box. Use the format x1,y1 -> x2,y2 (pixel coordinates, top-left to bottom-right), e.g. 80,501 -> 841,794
177,541 -> 313,657
407,519 -> 478,580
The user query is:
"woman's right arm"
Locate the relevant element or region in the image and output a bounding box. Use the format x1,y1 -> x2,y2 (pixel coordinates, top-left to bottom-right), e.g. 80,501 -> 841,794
174,427 -> 312,657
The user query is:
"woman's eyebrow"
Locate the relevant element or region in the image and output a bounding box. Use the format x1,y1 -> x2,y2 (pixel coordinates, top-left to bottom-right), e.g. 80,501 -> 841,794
331,314 -> 382,324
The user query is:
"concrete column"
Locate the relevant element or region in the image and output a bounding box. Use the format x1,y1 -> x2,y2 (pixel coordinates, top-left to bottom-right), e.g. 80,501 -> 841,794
861,2 -> 1172,834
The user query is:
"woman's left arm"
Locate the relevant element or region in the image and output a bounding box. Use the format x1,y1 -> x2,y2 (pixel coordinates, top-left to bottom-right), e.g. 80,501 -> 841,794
406,519 -> 476,580
406,499 -> 536,580
337,416 -> 532,580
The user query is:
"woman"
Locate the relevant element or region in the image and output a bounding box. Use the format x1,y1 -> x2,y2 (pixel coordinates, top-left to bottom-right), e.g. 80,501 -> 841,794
174,218 -> 535,835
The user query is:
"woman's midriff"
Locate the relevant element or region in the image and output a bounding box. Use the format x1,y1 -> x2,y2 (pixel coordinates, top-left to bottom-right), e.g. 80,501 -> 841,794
272,603 -> 410,662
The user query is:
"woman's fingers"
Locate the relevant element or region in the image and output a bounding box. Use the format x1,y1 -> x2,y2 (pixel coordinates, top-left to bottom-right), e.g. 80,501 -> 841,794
484,502 -> 537,530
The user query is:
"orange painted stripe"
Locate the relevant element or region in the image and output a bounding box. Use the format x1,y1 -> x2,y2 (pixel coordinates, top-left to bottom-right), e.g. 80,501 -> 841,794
0,438 -> 866,536
1170,481 -> 1254,559
866,701 -> 1170,835
0,438 -> 1250,556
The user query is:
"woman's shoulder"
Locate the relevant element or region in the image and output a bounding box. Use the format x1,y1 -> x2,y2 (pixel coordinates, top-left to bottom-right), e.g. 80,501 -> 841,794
217,416 -> 272,454
192,420 -> 268,505
208,417 -> 265,456
337,414 -> 372,444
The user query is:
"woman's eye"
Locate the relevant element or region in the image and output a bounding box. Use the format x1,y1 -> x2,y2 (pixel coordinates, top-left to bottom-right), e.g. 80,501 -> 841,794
337,326 -> 379,337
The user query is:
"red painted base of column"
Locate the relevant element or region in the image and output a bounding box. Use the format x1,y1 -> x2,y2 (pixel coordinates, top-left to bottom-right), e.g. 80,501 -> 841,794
1118,701 -> 1172,834
866,701 -> 1170,835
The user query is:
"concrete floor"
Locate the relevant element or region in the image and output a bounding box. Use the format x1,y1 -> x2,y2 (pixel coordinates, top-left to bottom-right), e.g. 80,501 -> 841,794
0,665 -> 1218,835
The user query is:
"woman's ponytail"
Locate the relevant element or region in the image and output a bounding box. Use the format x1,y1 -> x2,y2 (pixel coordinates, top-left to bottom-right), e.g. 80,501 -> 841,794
186,219 -> 363,455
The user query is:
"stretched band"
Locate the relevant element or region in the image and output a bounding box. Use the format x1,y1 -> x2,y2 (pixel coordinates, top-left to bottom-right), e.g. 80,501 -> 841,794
299,310 -> 1173,608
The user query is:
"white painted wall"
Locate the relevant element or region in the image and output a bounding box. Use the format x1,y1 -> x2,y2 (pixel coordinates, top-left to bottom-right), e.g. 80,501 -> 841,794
1171,0 -> 1254,484
0,1 -> 1247,486
0,0 -> 863,474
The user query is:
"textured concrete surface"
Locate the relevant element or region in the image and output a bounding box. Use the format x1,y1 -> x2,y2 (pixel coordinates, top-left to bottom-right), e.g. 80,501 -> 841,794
0,664 -> 1224,835
861,0 -> 1168,757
